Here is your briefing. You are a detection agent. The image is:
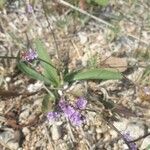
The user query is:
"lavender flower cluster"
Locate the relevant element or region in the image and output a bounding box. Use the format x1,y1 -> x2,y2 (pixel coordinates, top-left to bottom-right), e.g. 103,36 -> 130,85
47,97 -> 87,126
123,132 -> 137,150
26,4 -> 33,13
21,49 -> 38,62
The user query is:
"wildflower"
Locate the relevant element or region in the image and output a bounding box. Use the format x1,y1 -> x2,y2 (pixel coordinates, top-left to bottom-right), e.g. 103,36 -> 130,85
123,132 -> 137,150
58,99 -> 69,112
27,4 -> 33,13
48,97 -> 87,126
76,97 -> 87,110
64,105 -> 76,117
59,100 -> 76,117
58,99 -> 85,126
144,86 -> 150,95
69,111 -> 85,126
21,49 -> 38,62
47,112 -> 60,121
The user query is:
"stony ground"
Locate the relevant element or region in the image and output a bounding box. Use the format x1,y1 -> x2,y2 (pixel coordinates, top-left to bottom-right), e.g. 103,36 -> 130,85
0,0 -> 150,150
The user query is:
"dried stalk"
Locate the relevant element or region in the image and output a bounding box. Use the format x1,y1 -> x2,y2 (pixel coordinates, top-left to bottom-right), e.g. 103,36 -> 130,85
56,0 -> 114,28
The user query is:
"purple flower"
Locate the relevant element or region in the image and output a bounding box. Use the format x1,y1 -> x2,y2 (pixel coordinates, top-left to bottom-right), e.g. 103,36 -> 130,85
47,112 -> 60,121
123,132 -> 137,150
58,99 -> 69,112
21,49 -> 38,62
59,99 -> 85,126
26,49 -> 38,61
76,97 -> 87,109
69,111 -> 85,126
59,100 -> 76,117
144,86 -> 150,95
64,106 -> 76,117
27,4 -> 33,13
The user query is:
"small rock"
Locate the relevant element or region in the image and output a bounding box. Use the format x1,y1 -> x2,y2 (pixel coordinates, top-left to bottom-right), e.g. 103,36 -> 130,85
22,127 -> 30,136
0,129 -> 19,150
113,119 -> 128,131
27,81 -> 43,93
125,122 -> 145,139
5,77 -> 11,82
7,142 -> 19,150
0,101 -> 5,113
0,130 -> 14,143
114,119 -> 145,139
96,128 -> 103,134
96,133 -> 101,140
103,133 -> 111,142
82,53 -> 88,67
56,140 -> 70,150
51,124 -> 62,140
113,143 -> 119,150
101,56 -> 128,72
69,83 -> 87,97
78,32 -> 88,44
19,109 -> 30,123
33,99 -> 42,106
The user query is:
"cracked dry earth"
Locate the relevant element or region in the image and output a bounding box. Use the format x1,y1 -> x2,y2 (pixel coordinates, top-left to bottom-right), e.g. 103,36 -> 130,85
0,0 -> 150,150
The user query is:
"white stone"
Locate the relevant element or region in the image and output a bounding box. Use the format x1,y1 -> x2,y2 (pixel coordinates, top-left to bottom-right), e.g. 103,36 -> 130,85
58,90 -> 63,96
33,99 -> 42,106
22,127 -> 30,136
19,109 -> 30,122
96,128 -> 103,134
5,77 -> 11,82
27,81 -> 43,93
0,130 -> 14,143
125,122 -> 145,139
113,119 -> 129,131
103,133 -> 111,142
7,142 -> 19,150
0,101 -> 5,113
114,119 -> 145,139
51,124 -> 61,140
78,32 -> 88,44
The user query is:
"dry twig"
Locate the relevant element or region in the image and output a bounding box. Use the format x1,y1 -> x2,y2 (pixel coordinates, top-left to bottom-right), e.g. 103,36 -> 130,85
56,0 -> 114,28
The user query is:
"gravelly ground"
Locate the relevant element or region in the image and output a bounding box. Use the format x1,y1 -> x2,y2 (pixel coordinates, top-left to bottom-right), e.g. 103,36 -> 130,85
0,0 -> 150,150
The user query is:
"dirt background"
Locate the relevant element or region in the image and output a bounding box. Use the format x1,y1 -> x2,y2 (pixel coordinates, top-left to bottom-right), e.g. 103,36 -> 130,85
0,0 -> 150,150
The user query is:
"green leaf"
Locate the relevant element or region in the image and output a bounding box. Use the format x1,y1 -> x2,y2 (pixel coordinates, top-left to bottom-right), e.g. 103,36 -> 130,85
42,93 -> 55,113
64,70 -> 80,83
67,69 -> 123,81
94,0 -> 109,6
35,39 -> 60,87
141,66 -> 150,84
0,0 -> 6,9
146,144 -> 150,150
143,66 -> 150,77
17,62 -> 51,84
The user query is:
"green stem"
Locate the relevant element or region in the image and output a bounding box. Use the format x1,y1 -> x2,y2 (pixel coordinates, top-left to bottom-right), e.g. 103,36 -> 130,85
0,55 -> 59,71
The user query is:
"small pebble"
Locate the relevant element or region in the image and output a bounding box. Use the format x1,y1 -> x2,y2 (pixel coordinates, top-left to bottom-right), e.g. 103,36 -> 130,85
19,109 -> 30,123
103,133 -> 111,142
51,124 -> 61,140
96,133 -> 101,140
7,142 -> 19,150
96,128 -> 103,134
5,77 -> 11,82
